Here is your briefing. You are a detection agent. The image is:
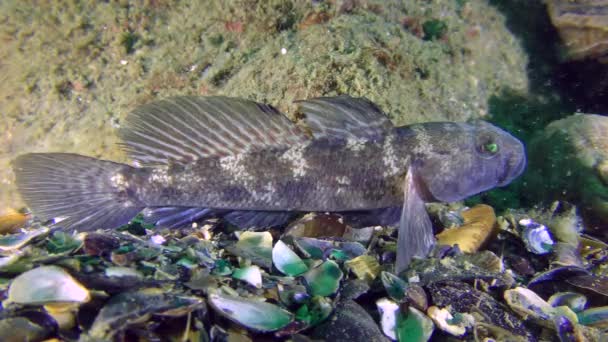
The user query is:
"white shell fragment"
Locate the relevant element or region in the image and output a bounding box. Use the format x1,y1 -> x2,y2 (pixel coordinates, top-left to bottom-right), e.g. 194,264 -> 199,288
519,219 -> 554,254
376,297 -> 435,341
7,265 -> 90,304
504,287 -> 578,328
208,293 -> 293,332
547,292 -> 587,313
427,306 -> 473,336
272,240 -> 308,276
232,265 -> 263,288
105,267 -> 143,278
376,297 -> 400,340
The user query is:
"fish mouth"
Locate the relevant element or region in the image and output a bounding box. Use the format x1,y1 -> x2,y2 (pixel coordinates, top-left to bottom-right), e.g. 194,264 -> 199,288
498,152 -> 526,186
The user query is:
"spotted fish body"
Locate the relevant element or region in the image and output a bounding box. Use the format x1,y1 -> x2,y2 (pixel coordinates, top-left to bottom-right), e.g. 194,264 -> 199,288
13,96 -> 526,272
138,134 -> 405,211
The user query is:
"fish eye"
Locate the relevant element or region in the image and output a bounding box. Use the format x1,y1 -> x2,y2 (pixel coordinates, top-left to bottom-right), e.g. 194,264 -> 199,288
484,142 -> 499,154
476,133 -> 500,157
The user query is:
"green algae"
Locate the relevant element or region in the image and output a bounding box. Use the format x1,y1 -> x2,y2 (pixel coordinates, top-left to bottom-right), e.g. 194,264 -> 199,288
422,19 -> 447,41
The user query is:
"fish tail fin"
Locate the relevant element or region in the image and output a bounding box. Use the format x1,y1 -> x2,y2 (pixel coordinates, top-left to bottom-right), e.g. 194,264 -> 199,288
13,153 -> 145,231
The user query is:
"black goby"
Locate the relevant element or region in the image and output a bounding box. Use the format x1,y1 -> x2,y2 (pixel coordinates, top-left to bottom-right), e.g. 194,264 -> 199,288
13,96 -> 526,272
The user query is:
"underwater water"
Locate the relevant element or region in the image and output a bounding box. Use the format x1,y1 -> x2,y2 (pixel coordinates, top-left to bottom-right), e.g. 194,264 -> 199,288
0,0 -> 607,341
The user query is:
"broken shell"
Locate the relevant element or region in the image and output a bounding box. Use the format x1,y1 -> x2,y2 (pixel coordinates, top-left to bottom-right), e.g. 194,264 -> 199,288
7,265 -> 89,305
44,302 -> 79,330
0,254 -> 20,269
333,241 -> 367,260
232,265 -> 263,289
293,237 -> 334,259
381,271 -> 429,311
278,283 -> 310,306
273,240 -> 308,276
293,296 -> 333,327
342,225 -> 375,245
344,255 -> 381,282
397,306 -> 435,342
548,292 -> 587,313
519,218 -> 554,254
0,227 -> 50,253
105,266 -> 143,278
46,231 -> 83,254
504,287 -> 554,322
381,271 -> 409,302
0,312 -> 57,342
435,204 -> 497,253
303,260 -> 343,297
89,288 -> 204,339
376,297 -> 400,340
404,284 -> 429,312
427,306 -> 474,337
468,250 -> 504,273
434,205 -> 466,228
228,231 -> 273,269
577,306 -> 608,329
292,237 -> 366,261
284,213 -> 347,238
504,287 -> 578,328
208,293 -> 293,332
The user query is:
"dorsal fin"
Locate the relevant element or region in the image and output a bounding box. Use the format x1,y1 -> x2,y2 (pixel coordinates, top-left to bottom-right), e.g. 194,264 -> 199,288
296,95 -> 394,141
120,96 -> 309,165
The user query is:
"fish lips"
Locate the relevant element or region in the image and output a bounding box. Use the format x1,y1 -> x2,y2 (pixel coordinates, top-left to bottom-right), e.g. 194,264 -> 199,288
497,149 -> 527,186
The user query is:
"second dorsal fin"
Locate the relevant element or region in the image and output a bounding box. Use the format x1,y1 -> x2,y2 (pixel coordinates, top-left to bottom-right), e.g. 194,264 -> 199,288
120,96 -> 309,165
296,95 -> 394,141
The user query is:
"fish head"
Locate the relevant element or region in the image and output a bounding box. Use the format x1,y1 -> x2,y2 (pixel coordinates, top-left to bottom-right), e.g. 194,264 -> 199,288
405,121 -> 526,203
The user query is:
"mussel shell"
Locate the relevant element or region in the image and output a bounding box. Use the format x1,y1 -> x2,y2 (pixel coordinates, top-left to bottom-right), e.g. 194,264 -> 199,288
7,266 -> 90,305
272,240 -> 308,276
208,293 -> 293,332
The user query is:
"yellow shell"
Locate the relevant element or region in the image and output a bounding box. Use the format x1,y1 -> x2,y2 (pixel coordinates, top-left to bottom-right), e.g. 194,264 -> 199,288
435,204 -> 497,253
345,255 -> 381,282
0,208 -> 29,234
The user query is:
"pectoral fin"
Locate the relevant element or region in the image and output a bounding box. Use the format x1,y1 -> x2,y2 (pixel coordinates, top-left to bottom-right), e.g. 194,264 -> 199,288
395,167 -> 435,274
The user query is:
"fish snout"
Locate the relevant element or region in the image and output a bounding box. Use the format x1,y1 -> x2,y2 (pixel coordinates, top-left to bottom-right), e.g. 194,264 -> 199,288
498,143 -> 527,186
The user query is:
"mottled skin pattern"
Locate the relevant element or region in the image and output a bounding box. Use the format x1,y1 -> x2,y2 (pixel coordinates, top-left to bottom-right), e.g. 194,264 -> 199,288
124,121 -> 526,213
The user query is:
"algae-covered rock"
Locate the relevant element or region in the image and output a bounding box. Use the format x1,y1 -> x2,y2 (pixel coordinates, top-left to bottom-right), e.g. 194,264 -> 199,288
1,0 -> 528,208
528,114 -> 608,233
545,0 -> 608,63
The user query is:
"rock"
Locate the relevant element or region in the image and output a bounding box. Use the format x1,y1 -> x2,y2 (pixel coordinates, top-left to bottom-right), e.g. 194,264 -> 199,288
546,0 -> 608,63
310,299 -> 388,342
528,114 -> 608,234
